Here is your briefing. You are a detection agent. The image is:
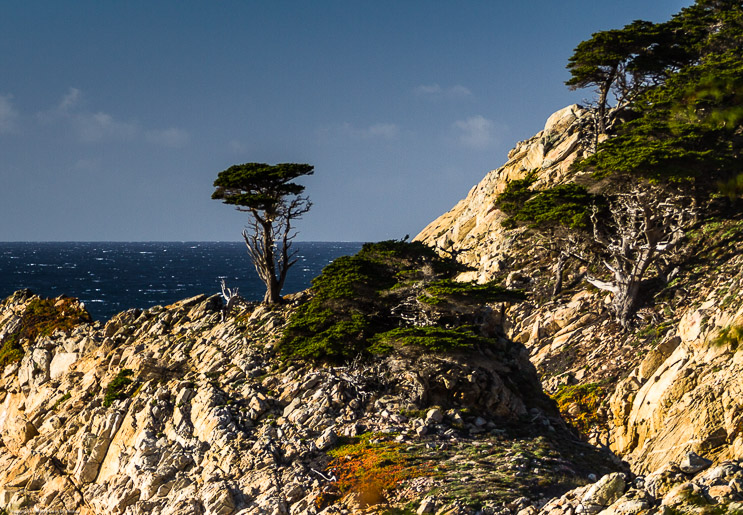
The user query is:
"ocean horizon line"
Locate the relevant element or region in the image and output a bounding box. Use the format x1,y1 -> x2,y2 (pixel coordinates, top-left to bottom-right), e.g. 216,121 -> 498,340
0,240 -> 368,244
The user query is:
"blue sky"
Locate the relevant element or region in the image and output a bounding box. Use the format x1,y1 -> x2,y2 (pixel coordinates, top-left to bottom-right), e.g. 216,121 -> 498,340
0,0 -> 690,242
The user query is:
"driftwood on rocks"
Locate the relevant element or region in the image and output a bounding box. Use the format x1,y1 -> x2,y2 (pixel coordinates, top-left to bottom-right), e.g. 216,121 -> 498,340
219,279 -> 241,321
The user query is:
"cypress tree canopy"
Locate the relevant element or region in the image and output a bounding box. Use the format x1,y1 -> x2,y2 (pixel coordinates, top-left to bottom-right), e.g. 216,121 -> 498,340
212,163 -> 314,215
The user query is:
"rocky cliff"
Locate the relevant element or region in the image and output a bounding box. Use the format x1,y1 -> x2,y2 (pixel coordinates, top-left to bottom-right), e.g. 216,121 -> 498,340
415,104 -> 593,283
0,288 -> 623,514
416,104 -> 743,512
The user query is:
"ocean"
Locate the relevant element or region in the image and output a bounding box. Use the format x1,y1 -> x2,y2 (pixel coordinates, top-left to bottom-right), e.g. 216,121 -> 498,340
0,241 -> 363,321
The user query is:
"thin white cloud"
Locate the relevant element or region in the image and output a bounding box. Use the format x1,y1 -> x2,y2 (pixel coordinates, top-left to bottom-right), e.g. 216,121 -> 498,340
452,115 -> 496,148
59,87 -> 81,112
76,111 -> 138,142
415,84 -> 443,96
364,123 -> 400,139
229,139 -> 248,153
146,127 -> 190,148
414,83 -> 473,100
318,122 -> 401,142
73,157 -> 102,172
448,85 -> 473,98
0,93 -> 19,134
38,88 -> 187,147
37,87 -> 83,124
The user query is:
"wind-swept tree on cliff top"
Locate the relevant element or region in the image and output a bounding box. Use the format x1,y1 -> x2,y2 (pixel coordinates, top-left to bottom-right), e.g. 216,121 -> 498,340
212,162 -> 313,304
566,19 -> 691,136
566,21 -> 649,135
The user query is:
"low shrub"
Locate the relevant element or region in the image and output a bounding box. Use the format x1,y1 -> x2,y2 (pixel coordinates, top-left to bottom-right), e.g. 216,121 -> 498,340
711,324 -> 743,351
52,392 -> 72,410
0,296 -> 91,369
423,279 -> 525,303
103,369 -> 135,407
495,171 -> 603,230
369,326 -> 492,354
551,382 -> 605,435
321,433 -> 433,507
279,240 -> 523,363
280,308 -> 371,361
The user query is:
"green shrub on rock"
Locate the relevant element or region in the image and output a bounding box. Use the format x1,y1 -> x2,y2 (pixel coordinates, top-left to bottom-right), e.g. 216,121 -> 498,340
279,240 -> 523,363
0,295 -> 91,369
423,279 -> 525,304
368,326 -> 492,354
711,324 -> 743,351
495,174 -> 599,231
103,369 -> 135,407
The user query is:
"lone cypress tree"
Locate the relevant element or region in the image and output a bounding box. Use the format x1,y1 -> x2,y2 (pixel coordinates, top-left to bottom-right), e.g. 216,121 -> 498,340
212,162 -> 313,304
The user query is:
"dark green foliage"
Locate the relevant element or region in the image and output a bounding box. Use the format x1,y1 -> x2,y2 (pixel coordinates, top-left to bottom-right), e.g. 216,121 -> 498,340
572,0 -> 743,195
279,240 -> 522,363
423,279 -> 525,303
368,326 -> 492,354
103,369 -> 135,407
515,184 -> 597,229
357,239 -> 470,278
566,20 -> 663,93
280,306 -> 371,361
496,177 -> 599,231
212,162 -> 313,214
494,172 -> 538,219
577,53 -> 743,188
309,255 -> 391,300
564,19 -> 680,133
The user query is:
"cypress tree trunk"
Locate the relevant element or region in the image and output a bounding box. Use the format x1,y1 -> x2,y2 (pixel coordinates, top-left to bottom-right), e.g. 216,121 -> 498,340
263,278 -> 281,304
613,249 -> 654,329
597,66 -> 617,136
614,277 -> 642,329
261,219 -> 282,304
552,252 -> 568,297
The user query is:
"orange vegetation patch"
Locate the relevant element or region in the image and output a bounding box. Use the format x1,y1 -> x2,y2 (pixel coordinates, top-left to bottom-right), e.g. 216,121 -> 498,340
318,433 -> 434,509
0,296 -> 91,368
551,382 -> 604,435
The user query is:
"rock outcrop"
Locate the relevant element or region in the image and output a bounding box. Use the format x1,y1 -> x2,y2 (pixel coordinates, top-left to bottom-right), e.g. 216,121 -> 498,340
609,253 -> 743,474
539,456 -> 743,514
415,104 -> 592,283
415,103 -> 743,510
0,289 -> 617,513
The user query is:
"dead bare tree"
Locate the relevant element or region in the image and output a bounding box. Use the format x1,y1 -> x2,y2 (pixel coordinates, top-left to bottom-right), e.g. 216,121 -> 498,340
586,187 -> 694,328
530,231 -> 594,297
220,279 -> 241,321
436,238 -> 474,262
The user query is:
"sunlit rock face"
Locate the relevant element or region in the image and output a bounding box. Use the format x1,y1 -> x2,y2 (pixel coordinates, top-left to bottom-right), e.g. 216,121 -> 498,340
0,290 -> 574,513
415,104 -> 592,283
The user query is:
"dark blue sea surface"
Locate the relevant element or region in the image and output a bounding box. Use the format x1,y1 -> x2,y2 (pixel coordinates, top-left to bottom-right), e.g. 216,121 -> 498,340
0,242 -> 363,321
